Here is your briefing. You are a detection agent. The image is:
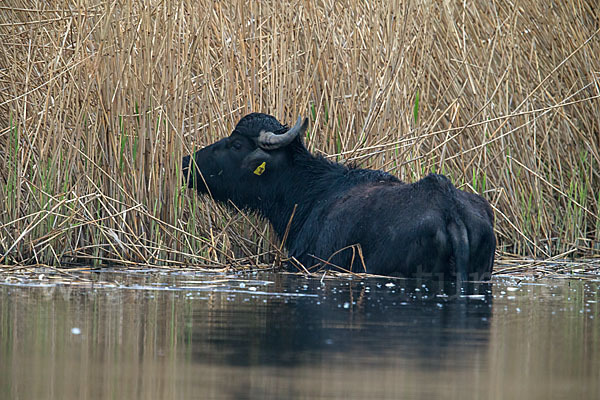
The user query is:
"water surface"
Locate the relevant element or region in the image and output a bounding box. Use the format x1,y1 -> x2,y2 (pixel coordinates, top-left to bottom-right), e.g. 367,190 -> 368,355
1,270 -> 598,399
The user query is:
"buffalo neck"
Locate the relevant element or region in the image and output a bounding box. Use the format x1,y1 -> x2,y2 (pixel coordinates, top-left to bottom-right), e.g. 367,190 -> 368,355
236,146 -> 399,245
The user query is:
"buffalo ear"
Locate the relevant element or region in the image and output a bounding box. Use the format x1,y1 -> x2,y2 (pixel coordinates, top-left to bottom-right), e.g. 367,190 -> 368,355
241,148 -> 272,176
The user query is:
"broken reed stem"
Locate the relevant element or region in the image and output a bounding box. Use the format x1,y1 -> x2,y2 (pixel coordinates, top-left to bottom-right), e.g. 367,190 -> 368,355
277,204 -> 297,263
0,0 -> 599,270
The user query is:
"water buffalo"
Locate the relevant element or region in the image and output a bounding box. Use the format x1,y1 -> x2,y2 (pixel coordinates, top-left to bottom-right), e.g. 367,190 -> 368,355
182,113 -> 496,281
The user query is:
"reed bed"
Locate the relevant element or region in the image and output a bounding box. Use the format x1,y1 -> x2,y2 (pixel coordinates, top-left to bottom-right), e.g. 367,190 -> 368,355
0,0 -> 599,271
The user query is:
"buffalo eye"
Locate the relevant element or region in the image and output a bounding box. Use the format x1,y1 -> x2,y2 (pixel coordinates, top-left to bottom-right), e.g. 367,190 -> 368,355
230,139 -> 243,150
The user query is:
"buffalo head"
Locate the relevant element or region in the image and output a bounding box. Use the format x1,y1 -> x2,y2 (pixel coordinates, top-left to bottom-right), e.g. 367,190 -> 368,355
182,113 -> 308,202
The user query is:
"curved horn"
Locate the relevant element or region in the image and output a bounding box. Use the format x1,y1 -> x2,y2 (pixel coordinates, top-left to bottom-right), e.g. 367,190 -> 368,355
257,116 -> 308,150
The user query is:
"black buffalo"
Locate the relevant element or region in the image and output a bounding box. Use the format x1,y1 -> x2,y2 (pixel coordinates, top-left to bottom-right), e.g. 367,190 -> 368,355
182,113 -> 496,281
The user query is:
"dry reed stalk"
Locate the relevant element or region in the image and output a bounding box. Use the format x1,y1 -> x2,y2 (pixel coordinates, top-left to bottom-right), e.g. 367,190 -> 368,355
0,0 -> 598,270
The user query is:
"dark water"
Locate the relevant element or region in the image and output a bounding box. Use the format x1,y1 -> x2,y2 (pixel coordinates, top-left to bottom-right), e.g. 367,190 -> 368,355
1,270 -> 599,399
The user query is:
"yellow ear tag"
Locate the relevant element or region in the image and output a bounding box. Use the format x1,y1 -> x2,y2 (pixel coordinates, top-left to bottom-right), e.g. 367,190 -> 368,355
253,162 -> 266,176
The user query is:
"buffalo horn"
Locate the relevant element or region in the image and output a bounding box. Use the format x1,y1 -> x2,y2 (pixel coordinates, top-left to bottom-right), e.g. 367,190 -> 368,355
257,117 -> 307,150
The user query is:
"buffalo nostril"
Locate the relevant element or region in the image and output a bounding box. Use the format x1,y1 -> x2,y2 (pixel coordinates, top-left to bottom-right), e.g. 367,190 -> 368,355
182,155 -> 190,169
182,155 -> 191,183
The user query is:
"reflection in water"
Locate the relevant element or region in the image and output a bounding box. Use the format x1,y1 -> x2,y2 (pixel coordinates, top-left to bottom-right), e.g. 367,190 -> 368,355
0,272 -> 598,399
190,278 -> 492,370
